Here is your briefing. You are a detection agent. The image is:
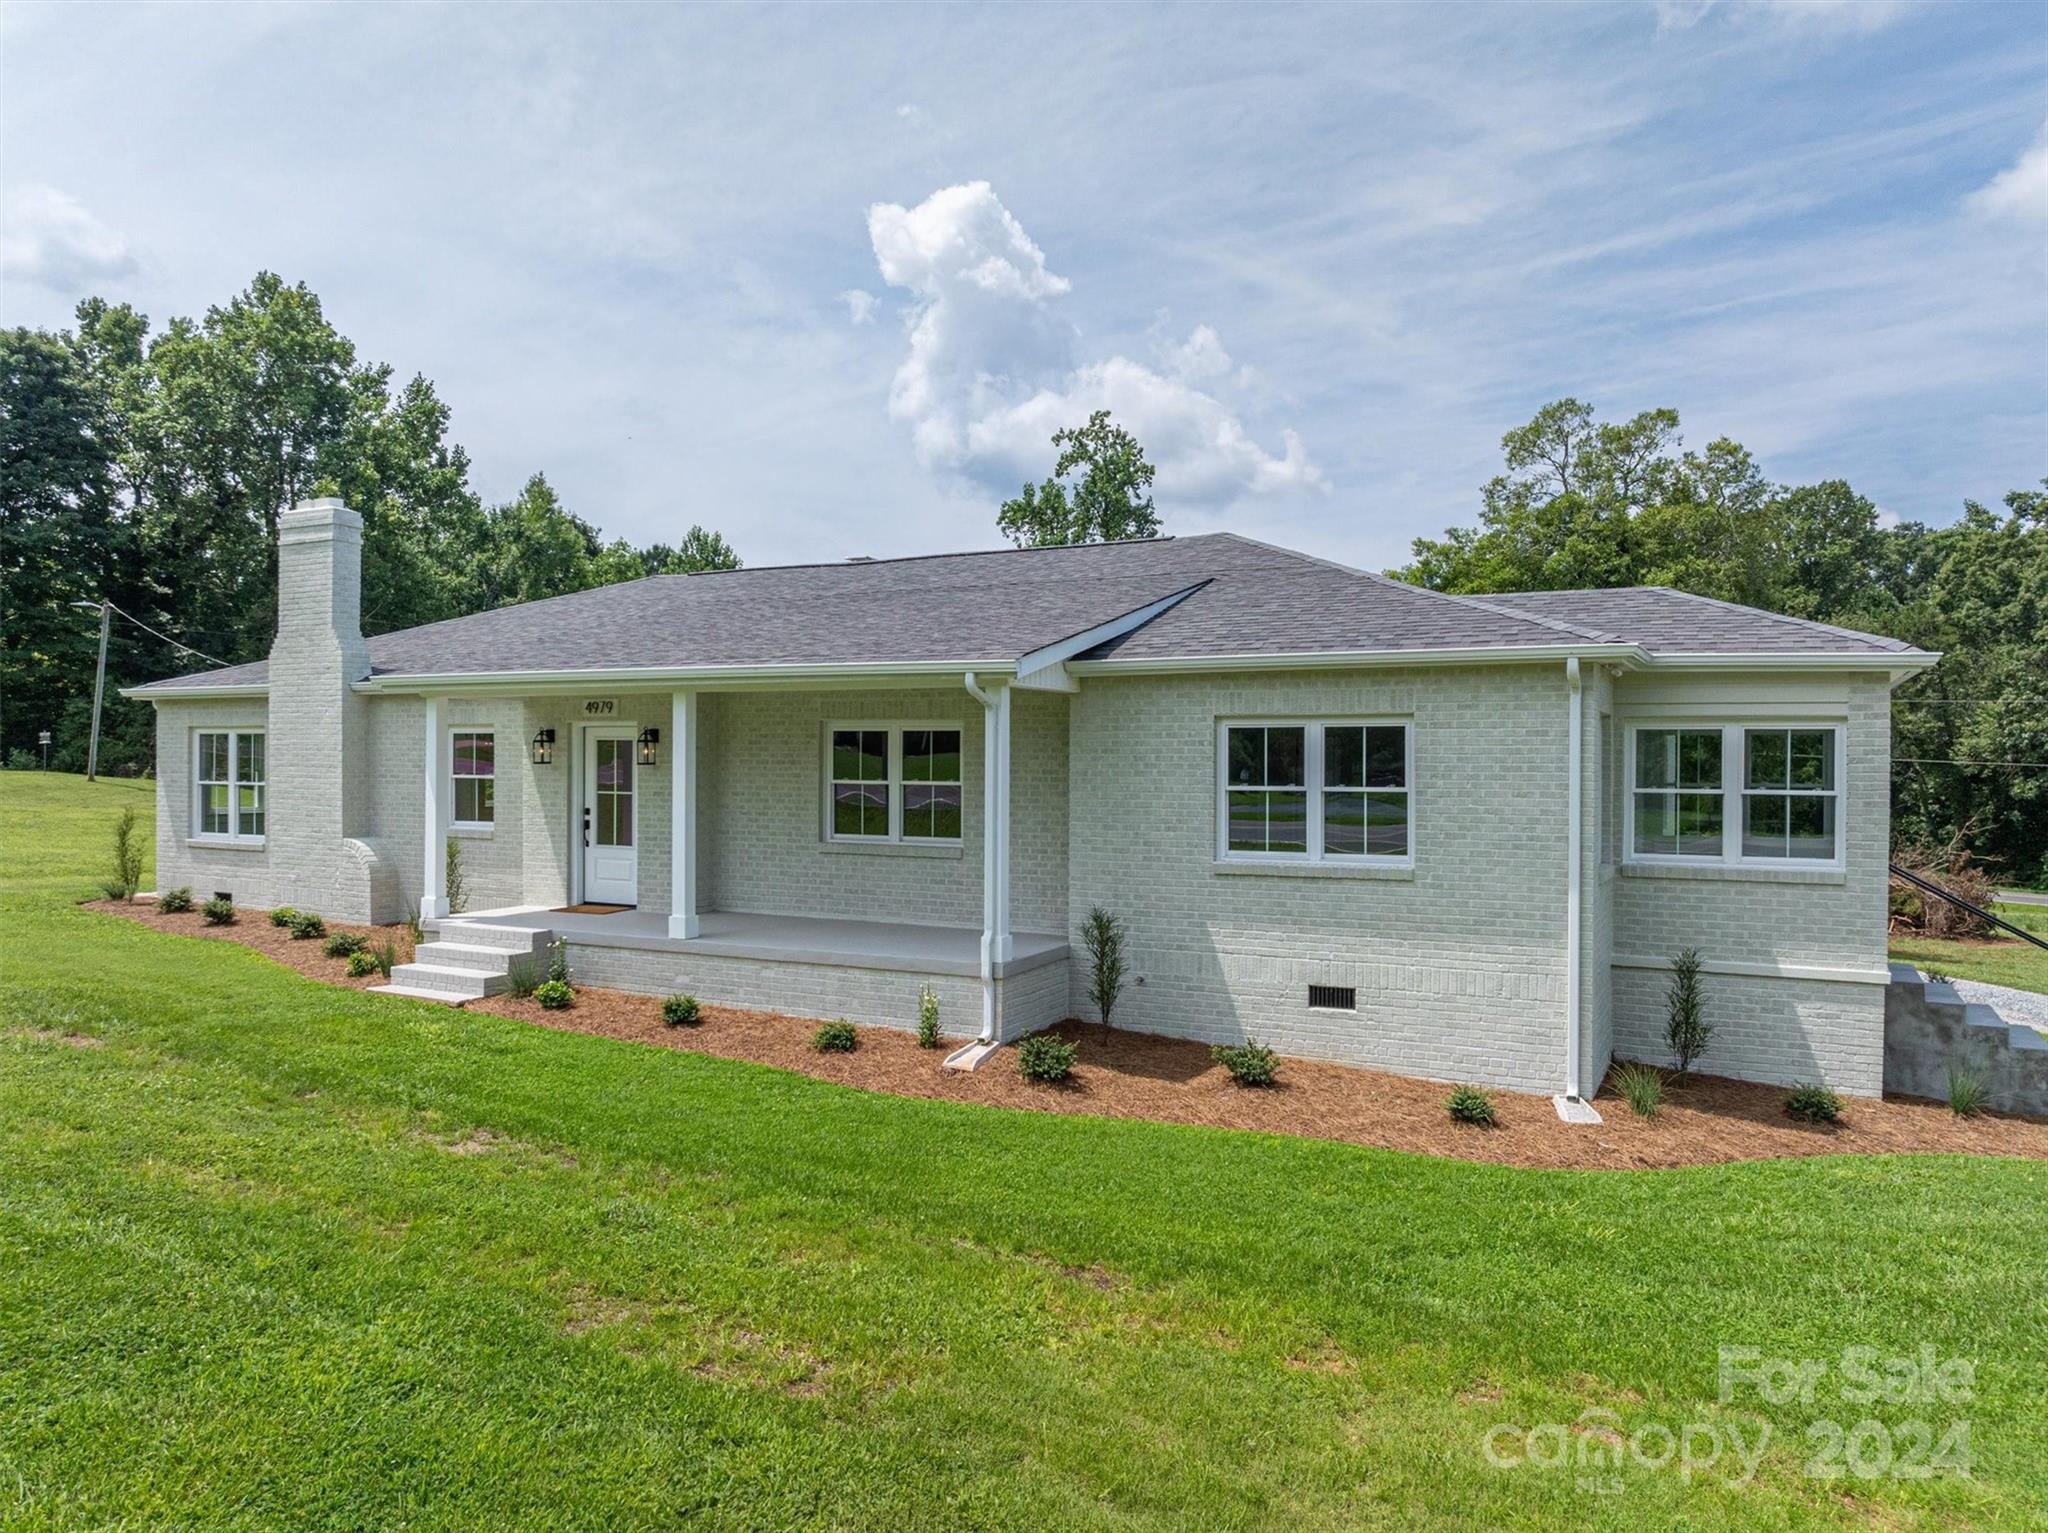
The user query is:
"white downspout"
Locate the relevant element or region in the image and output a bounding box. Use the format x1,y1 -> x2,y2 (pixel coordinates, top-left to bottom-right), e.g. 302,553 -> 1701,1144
963,672 -> 1009,1042
1562,657 -> 1584,1106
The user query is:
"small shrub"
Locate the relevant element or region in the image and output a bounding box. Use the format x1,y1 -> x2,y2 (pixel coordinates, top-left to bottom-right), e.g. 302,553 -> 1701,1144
322,932 -> 366,958
346,950 -> 379,977
663,993 -> 701,1027
1946,1064 -> 1988,1119
105,806 -> 144,900
1665,948 -> 1713,1076
202,896 -> 236,926
811,1019 -> 858,1053
6,747 -> 37,770
1081,906 -> 1128,1028
372,937 -> 398,979
1017,1033 -> 1078,1082
1612,1062 -> 1664,1119
403,903 -> 424,944
546,937 -> 569,985
269,906 -> 300,928
445,836 -> 468,915
916,984 -> 941,1048
1446,1084 -> 1497,1126
288,910 -> 327,940
1211,1039 -> 1278,1087
534,979 -> 575,1011
1786,1084 -> 1843,1124
157,886 -> 194,914
505,954 -> 539,1000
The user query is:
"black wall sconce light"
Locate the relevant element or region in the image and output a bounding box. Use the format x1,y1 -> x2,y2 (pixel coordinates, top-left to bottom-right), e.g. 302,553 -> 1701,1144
530,728 -> 556,766
637,727 -> 660,766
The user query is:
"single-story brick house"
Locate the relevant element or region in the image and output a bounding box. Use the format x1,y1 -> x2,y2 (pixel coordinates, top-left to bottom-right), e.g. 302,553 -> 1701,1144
128,498 -> 1936,1108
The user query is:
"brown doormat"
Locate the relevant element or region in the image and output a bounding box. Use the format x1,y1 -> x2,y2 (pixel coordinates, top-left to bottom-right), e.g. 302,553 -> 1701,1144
555,903 -> 633,915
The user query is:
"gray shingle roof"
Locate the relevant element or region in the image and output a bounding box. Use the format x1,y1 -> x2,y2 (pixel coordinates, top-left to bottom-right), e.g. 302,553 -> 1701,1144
137,533 -> 1928,692
1468,587 -> 1919,656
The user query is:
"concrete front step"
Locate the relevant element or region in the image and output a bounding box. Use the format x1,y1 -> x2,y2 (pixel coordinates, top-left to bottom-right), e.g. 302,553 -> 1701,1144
427,919 -> 553,954
414,940 -> 539,974
383,961 -> 509,999
369,982 -> 479,1004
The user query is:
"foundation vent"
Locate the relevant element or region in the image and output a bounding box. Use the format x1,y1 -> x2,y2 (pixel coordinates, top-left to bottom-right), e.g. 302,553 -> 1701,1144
1307,984 -> 1357,1012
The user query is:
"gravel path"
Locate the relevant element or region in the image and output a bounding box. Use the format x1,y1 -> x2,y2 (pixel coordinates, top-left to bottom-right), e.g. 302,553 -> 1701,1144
1947,976 -> 2048,1036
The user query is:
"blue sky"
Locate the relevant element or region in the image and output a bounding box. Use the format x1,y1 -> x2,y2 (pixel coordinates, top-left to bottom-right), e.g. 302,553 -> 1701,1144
3,2 -> 2042,571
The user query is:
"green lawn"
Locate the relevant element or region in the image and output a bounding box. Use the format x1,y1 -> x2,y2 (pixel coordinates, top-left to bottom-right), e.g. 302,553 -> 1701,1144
3,772 -> 2045,1530
1891,901 -> 2048,996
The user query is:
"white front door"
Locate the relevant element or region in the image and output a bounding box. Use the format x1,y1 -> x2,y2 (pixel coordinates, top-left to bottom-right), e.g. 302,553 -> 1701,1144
581,727 -> 638,905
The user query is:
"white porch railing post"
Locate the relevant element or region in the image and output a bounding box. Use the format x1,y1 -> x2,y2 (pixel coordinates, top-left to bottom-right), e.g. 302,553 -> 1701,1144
421,695 -> 447,918
967,674 -> 1013,1040
669,688 -> 699,939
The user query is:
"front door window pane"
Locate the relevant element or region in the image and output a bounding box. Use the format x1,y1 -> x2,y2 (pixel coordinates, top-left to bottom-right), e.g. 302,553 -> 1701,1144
595,739 -> 633,847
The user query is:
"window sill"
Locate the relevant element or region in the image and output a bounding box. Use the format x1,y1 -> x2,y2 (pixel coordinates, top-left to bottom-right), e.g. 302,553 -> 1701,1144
450,825 -> 495,839
1211,859 -> 1414,881
820,839 -> 964,861
1619,861 -> 1846,886
186,836 -> 266,852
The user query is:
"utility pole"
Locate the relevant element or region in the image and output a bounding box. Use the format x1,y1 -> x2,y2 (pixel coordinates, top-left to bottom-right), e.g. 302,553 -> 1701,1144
73,599 -> 109,782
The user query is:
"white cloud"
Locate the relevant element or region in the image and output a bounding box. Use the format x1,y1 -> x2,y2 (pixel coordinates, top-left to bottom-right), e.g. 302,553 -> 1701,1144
0,184 -> 138,292
839,289 -> 878,323
867,181 -> 1321,503
1965,122 -> 2048,224
1657,0 -> 1917,34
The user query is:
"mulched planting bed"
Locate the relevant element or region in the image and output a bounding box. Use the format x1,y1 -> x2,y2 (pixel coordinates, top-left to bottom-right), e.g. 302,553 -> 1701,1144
95,899 -> 2048,1170
90,899 -> 414,991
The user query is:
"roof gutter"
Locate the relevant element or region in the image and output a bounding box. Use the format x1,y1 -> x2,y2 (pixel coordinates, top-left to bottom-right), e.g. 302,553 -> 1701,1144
119,682 -> 269,701
352,658 -> 1021,696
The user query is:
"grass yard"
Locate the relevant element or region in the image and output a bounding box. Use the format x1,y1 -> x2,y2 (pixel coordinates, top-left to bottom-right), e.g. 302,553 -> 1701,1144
1890,900 -> 2048,995
4,772 -> 2046,1530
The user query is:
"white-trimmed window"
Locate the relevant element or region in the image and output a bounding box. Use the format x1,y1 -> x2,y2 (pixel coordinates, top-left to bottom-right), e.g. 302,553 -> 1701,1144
1219,719 -> 1411,864
825,724 -> 962,844
1626,723 -> 1843,866
193,730 -> 265,843
451,730 -> 495,828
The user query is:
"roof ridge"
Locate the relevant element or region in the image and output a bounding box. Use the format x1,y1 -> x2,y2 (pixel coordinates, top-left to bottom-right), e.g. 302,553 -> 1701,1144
675,532 -> 1194,578
1643,585 -> 1915,653
1206,533 -> 1624,645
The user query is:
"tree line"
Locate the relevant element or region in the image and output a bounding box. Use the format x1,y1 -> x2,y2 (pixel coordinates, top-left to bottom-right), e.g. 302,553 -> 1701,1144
1396,400 -> 2045,886
4,275 -> 2039,881
1,272 -> 739,774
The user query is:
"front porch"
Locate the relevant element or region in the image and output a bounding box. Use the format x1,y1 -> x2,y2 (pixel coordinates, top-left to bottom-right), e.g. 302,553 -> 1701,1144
390,675 -> 1076,1039
446,905 -> 1069,978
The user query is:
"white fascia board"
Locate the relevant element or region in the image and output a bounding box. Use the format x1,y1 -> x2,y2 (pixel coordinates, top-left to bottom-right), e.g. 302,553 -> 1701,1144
1066,643 -> 1647,676
121,683 -> 269,701
351,659 -> 1020,697
1013,584 -> 1207,683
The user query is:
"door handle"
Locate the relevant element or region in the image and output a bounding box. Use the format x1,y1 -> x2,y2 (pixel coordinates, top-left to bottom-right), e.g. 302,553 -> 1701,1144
582,805 -> 591,848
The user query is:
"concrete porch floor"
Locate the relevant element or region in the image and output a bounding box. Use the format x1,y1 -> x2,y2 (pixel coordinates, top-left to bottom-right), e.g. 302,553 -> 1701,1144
436,905 -> 1069,980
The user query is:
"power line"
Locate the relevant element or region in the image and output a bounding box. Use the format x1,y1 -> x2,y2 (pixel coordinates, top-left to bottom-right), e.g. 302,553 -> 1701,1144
102,601 -> 232,669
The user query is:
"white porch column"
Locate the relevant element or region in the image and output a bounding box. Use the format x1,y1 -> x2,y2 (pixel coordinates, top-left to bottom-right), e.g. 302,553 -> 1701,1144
421,694 -> 448,918
965,674 -> 1013,1040
668,688 -> 699,939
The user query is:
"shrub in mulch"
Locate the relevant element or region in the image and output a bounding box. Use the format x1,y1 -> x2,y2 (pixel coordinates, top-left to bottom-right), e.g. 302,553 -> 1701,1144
1447,1084 -> 1498,1127
157,887 -> 194,914
322,932 -> 366,959
1211,1040 -> 1278,1087
534,980 -> 575,1011
1786,1084 -> 1844,1124
269,907 -> 300,928
662,994 -> 701,1027
201,897 -> 236,926
1017,1033 -> 1077,1082
287,911 -> 327,941
346,950 -> 380,978
811,1019 -> 858,1053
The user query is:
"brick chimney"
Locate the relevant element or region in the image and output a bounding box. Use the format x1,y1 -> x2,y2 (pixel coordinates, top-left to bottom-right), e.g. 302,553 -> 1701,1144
268,498 -> 373,912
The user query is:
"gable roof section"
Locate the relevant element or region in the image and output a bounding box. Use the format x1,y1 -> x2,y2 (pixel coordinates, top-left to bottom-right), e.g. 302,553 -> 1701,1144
130,532 -> 1931,696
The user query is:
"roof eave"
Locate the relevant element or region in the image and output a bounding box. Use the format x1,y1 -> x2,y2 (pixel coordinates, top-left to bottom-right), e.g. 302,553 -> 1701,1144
351,658 -> 1024,696
121,682 -> 270,701
1068,643 -> 1649,675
